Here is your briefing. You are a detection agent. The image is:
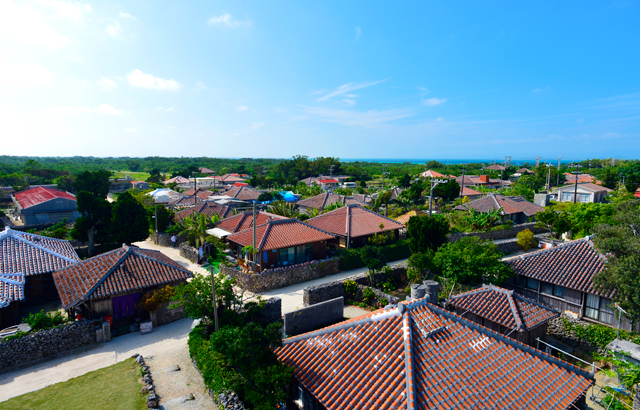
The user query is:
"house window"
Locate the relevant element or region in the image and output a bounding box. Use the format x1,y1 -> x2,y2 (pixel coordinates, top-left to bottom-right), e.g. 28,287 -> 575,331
580,194 -> 590,203
515,275 -> 527,288
553,285 -> 565,298
561,192 -> 571,201
526,278 -> 539,290
541,282 -> 553,295
585,294 -> 615,325
279,248 -> 295,266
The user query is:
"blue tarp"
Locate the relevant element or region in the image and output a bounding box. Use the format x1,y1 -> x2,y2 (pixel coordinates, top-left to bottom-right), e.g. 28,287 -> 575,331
279,191 -> 298,202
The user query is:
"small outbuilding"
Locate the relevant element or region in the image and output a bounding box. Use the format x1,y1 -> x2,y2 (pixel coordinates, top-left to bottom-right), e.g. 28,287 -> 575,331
11,186 -> 80,225
449,284 -> 559,347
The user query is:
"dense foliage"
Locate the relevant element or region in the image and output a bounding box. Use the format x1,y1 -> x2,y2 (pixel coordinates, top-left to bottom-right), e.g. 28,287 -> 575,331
406,214 -> 449,254
24,309 -> 69,332
337,240 -> 412,271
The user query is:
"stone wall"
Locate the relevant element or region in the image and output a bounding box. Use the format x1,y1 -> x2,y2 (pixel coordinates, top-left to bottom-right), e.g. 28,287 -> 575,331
303,262 -> 407,306
180,243 -> 199,262
447,222 -> 546,243
0,320 -> 97,371
546,316 -> 603,354
151,301 -> 186,327
221,258 -> 340,293
154,233 -> 188,248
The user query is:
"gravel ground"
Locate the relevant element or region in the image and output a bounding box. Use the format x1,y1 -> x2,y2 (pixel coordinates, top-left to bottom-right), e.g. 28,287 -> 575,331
146,343 -> 217,410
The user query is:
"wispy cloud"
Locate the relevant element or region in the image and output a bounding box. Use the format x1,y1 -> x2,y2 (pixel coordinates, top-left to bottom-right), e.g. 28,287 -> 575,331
107,20 -> 121,37
532,86 -> 550,93
236,105 -> 249,112
127,69 -> 181,91
317,79 -> 387,102
156,106 -> 178,112
251,122 -> 265,130
0,61 -> 54,87
422,97 -> 446,106
303,106 -> 412,127
44,104 -> 123,115
208,13 -> 252,28
34,0 -> 92,20
0,0 -> 70,48
343,99 -> 356,106
196,81 -> 207,90
97,77 -> 117,89
97,104 -> 123,115
355,27 -> 362,41
120,12 -> 136,19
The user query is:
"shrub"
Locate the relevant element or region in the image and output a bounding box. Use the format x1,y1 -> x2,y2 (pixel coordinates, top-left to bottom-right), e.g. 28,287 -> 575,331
338,248 -> 365,271
516,228 -> 537,251
343,280 -> 358,297
24,309 -> 68,332
362,287 -> 377,306
139,285 -> 175,311
562,318 -> 640,349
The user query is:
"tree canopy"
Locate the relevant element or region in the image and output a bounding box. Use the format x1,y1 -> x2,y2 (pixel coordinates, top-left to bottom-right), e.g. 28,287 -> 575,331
407,214 -> 450,254
110,192 -> 150,245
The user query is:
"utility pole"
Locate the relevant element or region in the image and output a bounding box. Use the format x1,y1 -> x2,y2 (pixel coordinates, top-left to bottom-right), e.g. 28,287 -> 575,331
535,156 -> 541,168
192,172 -> 197,205
429,179 -> 447,217
546,163 -> 552,192
252,200 -> 257,267
460,166 -> 466,196
381,164 -> 386,189
557,157 -> 561,187
209,260 -> 219,332
154,205 -> 158,244
572,164 -> 580,204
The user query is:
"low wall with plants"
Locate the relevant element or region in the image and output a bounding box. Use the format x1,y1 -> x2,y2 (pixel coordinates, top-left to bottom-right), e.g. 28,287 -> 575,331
337,239 -> 412,271
221,258 -> 340,293
447,222 -> 546,243
303,262 -> 407,307
0,320 -> 97,371
548,317 -> 640,354
154,233 -> 188,248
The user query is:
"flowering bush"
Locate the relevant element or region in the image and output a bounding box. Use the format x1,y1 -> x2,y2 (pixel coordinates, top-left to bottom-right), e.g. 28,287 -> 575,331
343,280 -> 358,296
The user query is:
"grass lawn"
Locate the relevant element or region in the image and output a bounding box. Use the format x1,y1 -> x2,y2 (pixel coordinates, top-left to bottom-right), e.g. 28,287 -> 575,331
0,358 -> 147,410
111,170 -> 152,181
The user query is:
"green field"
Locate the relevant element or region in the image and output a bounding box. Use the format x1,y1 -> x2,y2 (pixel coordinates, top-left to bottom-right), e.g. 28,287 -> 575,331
111,171 -> 152,181
0,358 -> 147,410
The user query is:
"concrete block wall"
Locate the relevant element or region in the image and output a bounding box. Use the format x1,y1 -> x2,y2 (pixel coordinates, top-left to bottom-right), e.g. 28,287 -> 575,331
284,297 -> 344,336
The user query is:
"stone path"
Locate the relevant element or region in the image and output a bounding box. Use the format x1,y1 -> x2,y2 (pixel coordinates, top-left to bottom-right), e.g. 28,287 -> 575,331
0,318 -> 196,402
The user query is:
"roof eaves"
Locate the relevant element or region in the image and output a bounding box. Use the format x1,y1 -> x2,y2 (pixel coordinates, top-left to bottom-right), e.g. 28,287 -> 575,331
404,310 -> 416,410
4,229 -> 79,264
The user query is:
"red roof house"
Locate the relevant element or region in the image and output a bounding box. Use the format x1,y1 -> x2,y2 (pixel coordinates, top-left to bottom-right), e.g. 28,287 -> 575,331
454,193 -> 544,224
420,169 -> 445,178
296,192 -> 367,212
225,219 -> 334,270
306,204 -> 404,248
221,185 -> 261,202
53,245 -> 192,321
276,298 -> 592,410
449,284 -> 559,346
174,203 -> 233,223
12,186 -> 80,225
216,211 -> 286,235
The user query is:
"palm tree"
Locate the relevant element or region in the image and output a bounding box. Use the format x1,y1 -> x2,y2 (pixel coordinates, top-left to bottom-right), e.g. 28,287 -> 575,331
178,213 -> 209,247
269,200 -> 297,217
324,200 -> 345,213
306,207 -> 320,218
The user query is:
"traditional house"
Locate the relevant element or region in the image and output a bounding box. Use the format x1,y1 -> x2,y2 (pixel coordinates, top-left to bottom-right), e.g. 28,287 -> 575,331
504,237 -> 628,330
130,180 -> 150,190
460,186 -> 483,200
163,176 -> 191,185
174,202 -> 233,224
371,187 -> 404,201
12,186 -> 80,225
215,211 -> 286,237
53,245 -> 192,324
554,183 -> 612,204
225,219 -> 334,271
277,298 -> 592,410
306,204 -> 404,248
395,209 -> 428,226
221,185 -> 261,203
198,167 -> 216,174
146,188 -> 184,205
454,193 -> 544,224
313,179 -> 339,190
486,164 -> 506,171
516,168 -> 535,175
168,196 -> 205,210
296,192 -> 367,212
564,173 -> 599,184
219,174 -> 247,185
449,284 -> 559,347
0,227 -> 81,328
183,188 -> 213,201
420,169 -> 445,178
456,174 -> 508,189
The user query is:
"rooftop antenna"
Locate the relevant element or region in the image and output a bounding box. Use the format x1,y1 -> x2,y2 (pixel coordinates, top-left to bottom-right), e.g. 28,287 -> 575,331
535,156 -> 541,168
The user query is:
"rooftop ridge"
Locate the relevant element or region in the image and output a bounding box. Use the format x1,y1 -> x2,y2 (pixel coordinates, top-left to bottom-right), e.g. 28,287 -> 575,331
1,227 -> 79,264
505,236 -> 592,262
129,248 -> 192,277
67,247 -> 128,308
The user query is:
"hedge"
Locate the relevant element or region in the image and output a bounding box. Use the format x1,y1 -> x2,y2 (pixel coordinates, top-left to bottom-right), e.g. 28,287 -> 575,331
337,239 -> 411,271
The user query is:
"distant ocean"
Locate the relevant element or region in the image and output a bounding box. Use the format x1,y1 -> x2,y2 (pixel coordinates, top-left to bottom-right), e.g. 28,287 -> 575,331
341,158 -> 581,165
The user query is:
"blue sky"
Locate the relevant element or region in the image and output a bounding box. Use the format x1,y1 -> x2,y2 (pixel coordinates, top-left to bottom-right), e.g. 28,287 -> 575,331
1,0 -> 639,161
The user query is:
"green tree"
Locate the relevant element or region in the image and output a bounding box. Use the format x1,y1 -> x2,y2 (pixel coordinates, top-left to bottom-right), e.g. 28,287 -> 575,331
535,209 -> 571,239
54,174 -> 75,192
73,170 -> 112,198
406,214 -> 450,254
433,237 -> 512,285
397,173 -> 411,188
432,179 -> 461,202
269,200 -> 297,217
516,229 -> 536,251
70,192 -> 113,256
172,272 -> 238,321
179,213 -> 210,247
602,169 -> 619,189
110,192 -> 150,244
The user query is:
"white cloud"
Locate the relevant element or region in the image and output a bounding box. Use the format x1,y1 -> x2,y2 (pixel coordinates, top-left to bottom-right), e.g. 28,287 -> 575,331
44,104 -> 123,115
196,81 -> 207,90
207,13 -> 252,28
0,1 -> 70,48
355,27 -> 362,40
97,104 -> 123,115
124,127 -> 138,132
119,12 -> 136,19
304,106 -> 412,127
423,97 -> 447,106
532,86 -> 550,93
156,106 -> 178,112
0,61 -> 54,87
107,20 -> 121,37
127,69 -> 182,91
34,0 -> 92,20
342,99 -> 356,106
317,79 -> 387,102
236,105 -> 249,112
97,77 -> 117,89
250,122 -> 265,130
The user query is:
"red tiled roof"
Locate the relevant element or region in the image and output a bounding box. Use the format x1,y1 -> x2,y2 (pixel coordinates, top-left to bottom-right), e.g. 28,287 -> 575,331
174,203 -> 232,223
456,175 -> 503,186
486,164 -> 506,171
0,273 -> 25,308
307,204 -> 404,238
505,237 -> 610,297
222,186 -> 261,201
183,188 -> 212,200
0,227 -> 80,277
276,298 -> 592,410
231,182 -> 248,187
53,246 -> 192,309
420,170 -> 445,178
517,168 -> 535,174
558,182 -> 612,193
461,186 -> 482,197
449,285 -> 559,332
216,211 -> 286,234
455,194 -> 544,216
168,196 -> 205,208
199,167 -> 215,174
225,219 -> 334,251
219,174 -> 246,184
164,176 -> 191,185
395,209 -> 428,226
565,174 -> 596,184
13,186 -> 76,209
296,193 -> 366,210
317,179 -> 338,184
